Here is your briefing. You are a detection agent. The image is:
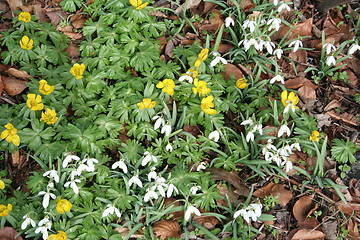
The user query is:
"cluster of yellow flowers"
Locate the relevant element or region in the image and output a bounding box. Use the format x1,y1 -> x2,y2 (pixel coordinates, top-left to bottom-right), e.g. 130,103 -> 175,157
0,204 -> 12,217
47,231 -> 67,240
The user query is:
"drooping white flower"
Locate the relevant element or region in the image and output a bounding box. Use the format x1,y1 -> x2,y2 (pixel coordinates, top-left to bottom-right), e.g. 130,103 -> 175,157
62,154 -> 80,168
273,49 -> 283,59
38,191 -> 56,209
263,41 -> 276,54
43,170 -> 59,183
147,167 -> 157,181
241,119 -> 254,126
161,123 -> 172,136
246,131 -> 255,142
21,214 -> 36,230
288,39 -> 303,52
262,139 -> 277,155
255,124 -> 263,135
179,74 -> 193,84
166,143 -> 173,152
210,52 -> 228,67
269,75 -> 285,84
225,17 -> 235,27
153,116 -> 165,130
64,178 -> 81,194
129,175 -> 143,188
112,159 -> 128,173
285,159 -> 293,172
35,217 -> 52,240
75,162 -> 90,175
142,151 -> 158,166
348,44 -> 360,55
184,205 -> 201,221
167,183 -> 179,198
190,185 -> 201,195
267,18 -> 281,31
278,125 -> 291,137
234,203 -> 262,223
242,20 -> 257,33
323,43 -> 336,55
243,38 -> 260,51
196,162 -> 206,171
209,130 -> 220,142
144,187 -> 158,202
102,204 -> 121,218
155,177 -> 167,197
326,56 -> 336,66
291,142 -> 301,152
82,158 -> 98,172
273,0 -> 279,6
278,2 -> 291,12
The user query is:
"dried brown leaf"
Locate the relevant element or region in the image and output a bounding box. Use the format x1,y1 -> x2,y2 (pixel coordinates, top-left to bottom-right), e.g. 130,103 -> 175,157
270,184 -> 293,206
33,4 -> 48,22
175,0 -> 201,14
298,84 -> 316,102
216,183 -> 238,206
326,111 -> 359,126
289,18 -> 313,40
254,182 -> 277,198
0,76 -> 3,95
284,77 -> 309,89
209,168 -> 249,196
194,214 -> 219,230
291,229 -> 325,240
348,218 -> 360,238
165,39 -> 176,58
293,195 -> 316,223
114,227 -> 144,239
337,202 -> 360,215
222,63 -> 244,80
288,49 -> 308,63
298,218 -> 320,229
46,10 -> 68,26
70,14 -> 88,29
324,99 -> 341,111
0,227 -> 23,240
6,0 -> 23,13
2,76 -> 28,95
65,42 -> 80,58
5,68 -> 32,80
153,220 -> 180,240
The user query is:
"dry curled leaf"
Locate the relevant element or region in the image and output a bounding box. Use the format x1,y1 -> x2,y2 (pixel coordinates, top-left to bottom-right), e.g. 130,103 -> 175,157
153,220 -> 180,240
5,68 -> 32,80
222,63 -> 244,80
293,195 -> 316,223
291,229 -> 325,240
194,214 -> 219,230
270,184 -> 293,207
209,168 -> 249,196
2,76 -> 28,96
0,227 -> 23,240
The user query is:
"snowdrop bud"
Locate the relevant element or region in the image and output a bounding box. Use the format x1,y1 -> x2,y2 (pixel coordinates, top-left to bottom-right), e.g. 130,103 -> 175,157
225,17 -> 235,27
269,75 -> 285,84
209,130 -> 220,142
278,125 -> 291,137
184,205 -> 201,221
349,44 -> 360,55
166,143 -> 173,152
326,56 -> 336,66
273,49 -> 283,59
289,39 -> 303,52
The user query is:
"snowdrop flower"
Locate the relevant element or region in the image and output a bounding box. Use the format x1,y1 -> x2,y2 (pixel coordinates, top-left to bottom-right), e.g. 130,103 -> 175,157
167,183 -> 179,198
64,178 -> 81,194
291,142 -> 301,151
112,159 -> 128,173
184,205 -> 201,221
288,39 -> 303,52
326,56 -> 336,66
38,191 -> 56,209
142,151 -> 158,166
161,123 -> 172,136
75,162 -> 90,175
278,2 -> 291,12
285,159 -> 293,172
209,130 -> 220,142
210,53 -> 227,67
225,17 -> 235,27
262,139 -> 277,155
234,203 -> 262,223
62,154 -> 80,168
35,217 -> 52,240
147,167 -> 157,181
152,116 -> 165,130
43,170 -> 59,183
241,119 -> 254,126
190,185 -> 201,195
102,204 -> 121,218
243,20 -> 257,33
165,143 -> 173,152
273,0 -> 279,6
129,174 -> 143,188
323,43 -> 336,55
179,75 -> 193,83
144,187 -> 158,202
21,214 -> 36,230
82,158 -> 98,172
278,125 -> 291,137
196,162 -> 206,171
273,49 -> 283,59
246,131 -> 255,142
349,44 -> 360,55
243,38 -> 260,51
155,177 -> 167,197
255,124 -> 263,135
263,41 -> 276,54
270,75 -> 285,84
267,18 -> 281,31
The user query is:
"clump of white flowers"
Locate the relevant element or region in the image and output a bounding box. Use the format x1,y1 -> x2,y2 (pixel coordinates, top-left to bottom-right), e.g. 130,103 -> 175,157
234,203 -> 263,223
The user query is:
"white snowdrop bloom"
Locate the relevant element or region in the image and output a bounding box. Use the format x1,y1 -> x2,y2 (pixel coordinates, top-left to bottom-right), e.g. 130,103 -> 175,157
152,116 -> 165,130
262,139 -> 277,155
273,49 -> 283,59
165,143 -> 173,152
263,41 -> 276,54
62,154 -> 80,168
269,75 -> 285,84
273,0 -> 279,6
144,187 -> 158,202
243,20 -> 257,33
129,175 -> 143,188
179,74 -> 193,84
278,125 -> 291,137
76,162 -> 90,175
326,56 -> 336,66
264,151 -> 274,162
285,159 -> 293,172
147,167 -> 157,181
142,151 -> 158,166
349,44 -> 360,55
64,178 -> 81,194
82,158 -> 98,172
196,162 -> 207,171
278,2 -> 291,12
267,18 -> 281,31
112,159 -> 128,173
43,170 -> 59,183
256,124 -> 263,135
190,185 -> 201,195
209,130 -> 220,142
155,181 -> 167,197
246,131 -> 255,142
35,217 -> 52,240
102,204 -> 121,218
288,39 -> 303,52
21,214 -> 36,230
38,191 -> 56,209
244,38 -> 260,51
291,142 -> 301,151
210,54 -> 228,67
161,123 -> 172,136
323,43 -> 336,55
225,17 -> 235,27
70,170 -> 77,180
184,205 -> 201,221
167,183 -> 179,198
234,203 -> 262,223
241,119 -> 254,126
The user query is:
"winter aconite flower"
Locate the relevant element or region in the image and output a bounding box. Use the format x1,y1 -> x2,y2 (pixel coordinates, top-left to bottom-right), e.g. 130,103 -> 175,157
40,108 -> 58,125
47,231 -> 67,240
0,204 -> 12,217
20,36 -> 34,50
70,63 -> 85,79
198,48 -> 209,61
310,130 -> 320,141
0,179 -> 4,189
236,78 -> 248,89
1,123 -> 20,146
156,79 -> 175,95
281,90 -> 299,114
200,96 -> 216,114
38,80 -> 54,95
192,78 -> 211,96
26,94 -> 44,111
56,199 -> 72,214
137,98 -> 156,109
129,0 -> 148,10
18,12 -> 31,22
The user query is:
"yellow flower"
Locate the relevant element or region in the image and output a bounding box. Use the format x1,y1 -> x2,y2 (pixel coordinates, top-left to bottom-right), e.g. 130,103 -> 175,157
40,108 -> 58,125
129,0 -> 149,10
47,231 -> 67,240
20,36 -> 34,50
56,199 -> 72,214
70,63 -> 86,79
26,94 -> 44,111
198,48 -> 209,61
18,12 -> 31,22
309,131 -> 320,141
156,79 -> 175,95
194,59 -> 202,68
236,78 -> 249,89
137,98 -> 156,109
201,96 -> 216,115
281,90 -> 299,114
1,123 -> 20,146
0,204 -> 12,217
192,78 -> 211,96
39,80 -> 54,95
0,180 -> 5,189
